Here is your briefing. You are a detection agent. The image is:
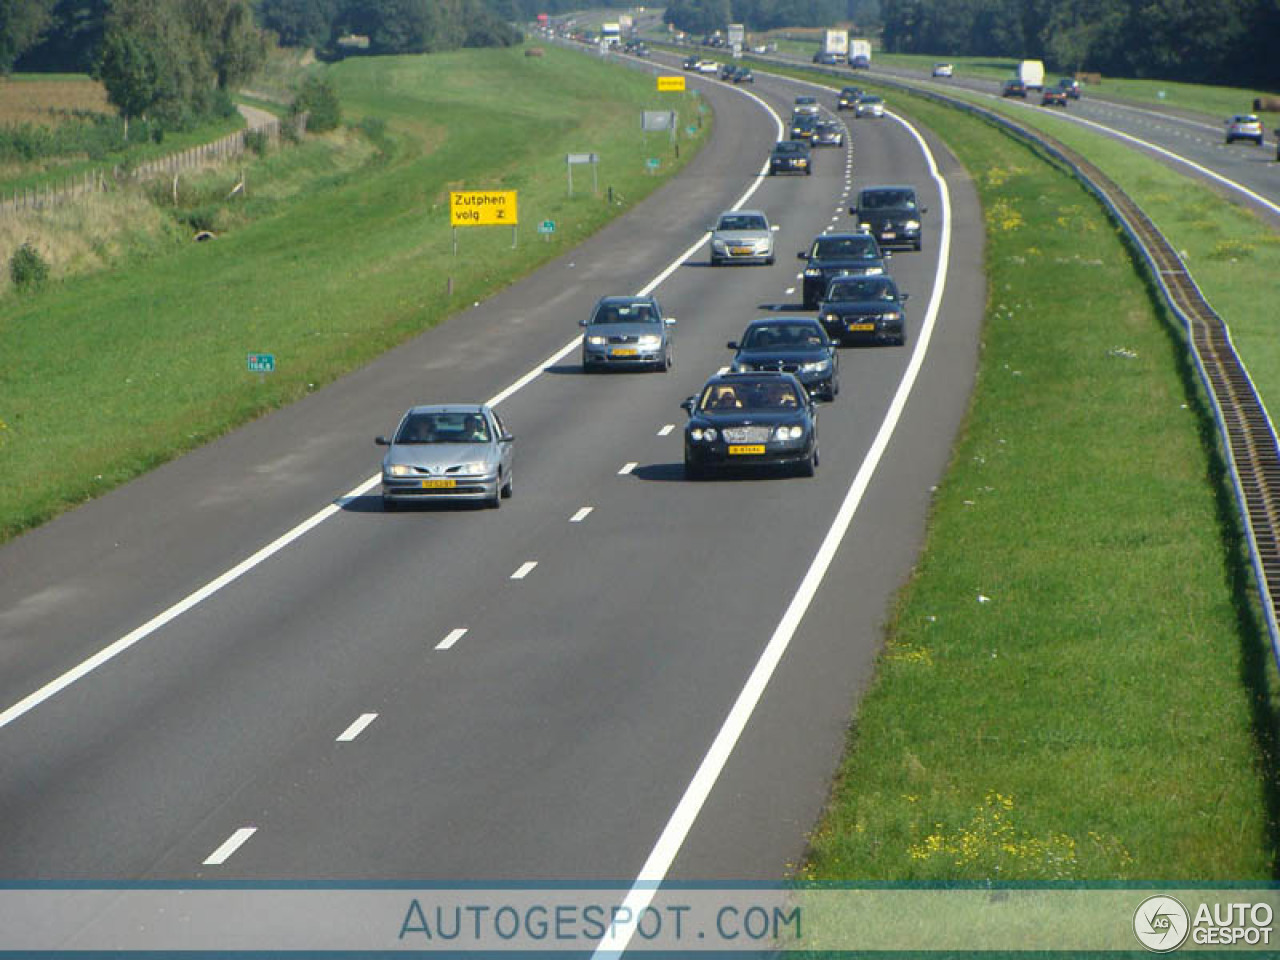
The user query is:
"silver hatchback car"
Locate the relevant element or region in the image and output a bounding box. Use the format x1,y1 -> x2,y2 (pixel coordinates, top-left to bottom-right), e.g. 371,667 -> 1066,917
710,209 -> 775,265
580,295 -> 676,371
377,404 -> 514,510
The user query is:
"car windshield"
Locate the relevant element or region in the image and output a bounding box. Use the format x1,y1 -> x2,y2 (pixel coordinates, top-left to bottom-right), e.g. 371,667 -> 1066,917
396,412 -> 490,444
860,96 -> 882,104
742,324 -> 825,349
861,190 -> 916,210
775,141 -> 804,155
826,278 -> 896,302
718,214 -> 767,231
796,97 -> 815,105
812,236 -> 879,260
592,302 -> 657,324
700,380 -> 802,411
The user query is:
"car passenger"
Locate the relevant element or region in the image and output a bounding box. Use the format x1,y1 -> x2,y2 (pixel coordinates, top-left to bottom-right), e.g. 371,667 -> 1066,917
466,415 -> 490,442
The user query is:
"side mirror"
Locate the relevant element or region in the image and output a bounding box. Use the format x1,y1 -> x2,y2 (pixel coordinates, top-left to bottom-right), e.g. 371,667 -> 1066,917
727,341 -> 739,350
797,251 -> 808,260
680,397 -> 696,414
665,316 -> 677,326
848,207 -> 857,216
901,292 -> 911,301
884,250 -> 893,259
578,317 -> 589,327
920,206 -> 929,215
375,436 -> 390,446
500,433 -> 515,443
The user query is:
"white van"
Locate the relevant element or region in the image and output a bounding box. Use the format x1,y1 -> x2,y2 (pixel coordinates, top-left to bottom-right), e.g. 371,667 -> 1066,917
1017,59 -> 1045,90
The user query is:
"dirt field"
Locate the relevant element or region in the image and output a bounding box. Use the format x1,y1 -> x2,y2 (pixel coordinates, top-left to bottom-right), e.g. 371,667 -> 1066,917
0,76 -> 111,126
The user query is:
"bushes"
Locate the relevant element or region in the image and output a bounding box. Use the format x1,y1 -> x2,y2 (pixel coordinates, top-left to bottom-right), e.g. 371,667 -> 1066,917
10,242 -> 50,291
292,75 -> 341,133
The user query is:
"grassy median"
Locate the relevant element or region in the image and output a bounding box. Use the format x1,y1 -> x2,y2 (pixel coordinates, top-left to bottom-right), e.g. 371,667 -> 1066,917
0,43 -> 710,540
795,85 -> 1279,879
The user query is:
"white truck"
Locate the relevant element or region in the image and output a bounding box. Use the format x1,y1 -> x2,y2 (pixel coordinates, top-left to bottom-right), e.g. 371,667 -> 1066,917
816,28 -> 848,64
600,22 -> 621,47
1017,59 -> 1045,90
727,23 -> 745,57
849,38 -> 872,69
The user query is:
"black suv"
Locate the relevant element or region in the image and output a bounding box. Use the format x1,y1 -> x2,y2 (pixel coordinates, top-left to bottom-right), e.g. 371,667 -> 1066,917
769,140 -> 812,176
850,185 -> 926,251
797,233 -> 890,308
837,86 -> 863,110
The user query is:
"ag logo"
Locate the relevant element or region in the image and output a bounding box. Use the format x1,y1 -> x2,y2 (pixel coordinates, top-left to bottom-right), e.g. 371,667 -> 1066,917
1134,895 -> 1190,952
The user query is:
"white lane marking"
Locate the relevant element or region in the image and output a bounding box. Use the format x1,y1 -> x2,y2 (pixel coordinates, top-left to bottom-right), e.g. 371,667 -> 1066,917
203,827 -> 256,866
569,507 -> 594,523
657,425 -> 675,436
436,628 -> 468,650
0,75 -> 788,733
336,713 -> 377,742
618,463 -> 638,475
785,287 -> 796,295
592,104 -> 954,960
511,561 -> 538,580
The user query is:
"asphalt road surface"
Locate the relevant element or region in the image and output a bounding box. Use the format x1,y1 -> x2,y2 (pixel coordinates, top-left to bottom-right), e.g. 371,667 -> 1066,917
0,51 -> 985,898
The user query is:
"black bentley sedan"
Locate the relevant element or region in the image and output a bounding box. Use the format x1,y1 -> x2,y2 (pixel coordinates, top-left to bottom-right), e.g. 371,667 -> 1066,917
681,372 -> 819,479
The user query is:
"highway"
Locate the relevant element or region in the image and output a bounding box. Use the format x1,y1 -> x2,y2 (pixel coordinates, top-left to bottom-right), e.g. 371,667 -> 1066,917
760,49 -> 1280,227
0,56 -> 985,893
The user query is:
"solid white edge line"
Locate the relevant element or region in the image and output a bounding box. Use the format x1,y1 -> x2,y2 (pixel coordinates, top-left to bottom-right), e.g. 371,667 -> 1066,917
0,79 -> 787,734
618,463 -> 638,475
435,628 -> 468,651
511,561 -> 538,580
569,507 -> 594,523
591,104 -> 953,960
202,827 -> 257,866
336,712 -> 377,742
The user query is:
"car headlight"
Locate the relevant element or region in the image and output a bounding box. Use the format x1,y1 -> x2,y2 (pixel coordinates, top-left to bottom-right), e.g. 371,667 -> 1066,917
796,158 -> 807,165
638,334 -> 662,348
587,335 -> 607,346
804,267 -> 822,277
454,461 -> 489,474
904,220 -> 921,230
386,464 -> 414,477
858,222 -> 872,231
773,424 -> 804,441
689,427 -> 718,442
711,239 -> 727,252
800,359 -> 831,372
881,311 -> 903,323
824,313 -> 839,324
733,361 -> 752,372
865,266 -> 884,276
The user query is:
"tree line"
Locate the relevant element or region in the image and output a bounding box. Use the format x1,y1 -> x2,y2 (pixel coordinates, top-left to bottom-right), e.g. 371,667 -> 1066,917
881,0 -> 1279,89
662,0 -> 882,35
3,0 -> 520,136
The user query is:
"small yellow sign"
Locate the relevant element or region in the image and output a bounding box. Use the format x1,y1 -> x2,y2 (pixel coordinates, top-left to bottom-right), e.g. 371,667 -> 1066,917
450,190 -> 518,226
657,75 -> 686,92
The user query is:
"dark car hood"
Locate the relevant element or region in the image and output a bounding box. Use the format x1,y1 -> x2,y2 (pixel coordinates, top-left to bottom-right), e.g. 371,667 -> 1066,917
820,298 -> 902,316
859,208 -> 916,223
809,258 -> 887,273
690,409 -> 808,428
735,347 -> 828,364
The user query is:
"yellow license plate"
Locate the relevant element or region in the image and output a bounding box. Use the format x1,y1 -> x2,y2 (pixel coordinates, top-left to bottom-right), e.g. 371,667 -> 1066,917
881,232 -> 896,239
421,478 -> 456,489
728,444 -> 766,455
731,247 -> 753,255
848,322 -> 875,331
611,347 -> 639,357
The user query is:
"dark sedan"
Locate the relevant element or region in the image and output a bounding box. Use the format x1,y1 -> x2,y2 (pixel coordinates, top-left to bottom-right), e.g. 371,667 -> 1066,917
836,86 -> 863,110
1002,78 -> 1027,98
769,139 -> 811,175
682,372 -> 819,479
1040,88 -> 1068,107
818,274 -> 909,346
789,113 -> 818,140
728,317 -> 839,400
798,232 -> 890,308
850,185 -> 926,251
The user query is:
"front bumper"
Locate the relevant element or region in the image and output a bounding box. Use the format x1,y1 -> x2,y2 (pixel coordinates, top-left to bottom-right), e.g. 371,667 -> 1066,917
770,159 -> 809,174
822,313 -> 904,345
583,343 -> 665,368
685,436 -> 815,471
712,242 -> 772,264
383,473 -> 499,503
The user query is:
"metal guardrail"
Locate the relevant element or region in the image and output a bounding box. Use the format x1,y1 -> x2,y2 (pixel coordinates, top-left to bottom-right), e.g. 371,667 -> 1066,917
765,55 -> 1280,666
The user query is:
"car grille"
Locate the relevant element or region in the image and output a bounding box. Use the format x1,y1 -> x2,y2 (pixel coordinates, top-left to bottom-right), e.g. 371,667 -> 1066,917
749,360 -> 801,374
608,334 -> 642,344
722,426 -> 772,443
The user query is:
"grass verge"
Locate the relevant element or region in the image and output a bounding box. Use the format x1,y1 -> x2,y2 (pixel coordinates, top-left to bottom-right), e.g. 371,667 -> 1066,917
0,43 -> 711,541
772,76 -> 1277,878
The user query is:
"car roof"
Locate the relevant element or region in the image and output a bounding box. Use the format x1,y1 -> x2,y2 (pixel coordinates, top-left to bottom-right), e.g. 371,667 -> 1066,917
596,294 -> 655,306
817,231 -> 882,241
795,95 -> 816,102
406,403 -> 488,415
745,316 -> 822,328
721,208 -> 767,218
1232,114 -> 1259,122
860,184 -> 917,195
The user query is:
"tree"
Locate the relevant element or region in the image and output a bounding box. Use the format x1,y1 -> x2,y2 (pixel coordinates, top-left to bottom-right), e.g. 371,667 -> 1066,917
94,25 -> 159,135
0,0 -> 55,72
256,0 -> 336,48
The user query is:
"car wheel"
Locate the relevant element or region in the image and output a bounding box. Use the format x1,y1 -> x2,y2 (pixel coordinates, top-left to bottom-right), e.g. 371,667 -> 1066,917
914,239 -> 922,252
486,484 -> 501,509
805,167 -> 811,176
501,472 -> 513,499
659,346 -> 673,372
796,451 -> 816,478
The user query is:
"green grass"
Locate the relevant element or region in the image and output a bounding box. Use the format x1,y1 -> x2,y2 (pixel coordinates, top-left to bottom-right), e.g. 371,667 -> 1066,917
0,43 -> 711,540
748,74 -> 1278,879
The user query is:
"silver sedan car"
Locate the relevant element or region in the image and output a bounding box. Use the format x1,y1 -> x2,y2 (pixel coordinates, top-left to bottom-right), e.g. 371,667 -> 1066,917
377,404 -> 514,510
710,209 -> 775,266
580,295 -> 676,371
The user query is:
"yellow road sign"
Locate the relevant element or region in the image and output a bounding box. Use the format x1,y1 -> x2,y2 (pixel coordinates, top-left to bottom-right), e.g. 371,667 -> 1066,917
657,75 -> 686,92
450,190 -> 518,226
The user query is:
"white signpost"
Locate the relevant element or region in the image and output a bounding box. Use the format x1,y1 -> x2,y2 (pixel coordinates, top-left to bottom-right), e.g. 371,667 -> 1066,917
566,152 -> 599,196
